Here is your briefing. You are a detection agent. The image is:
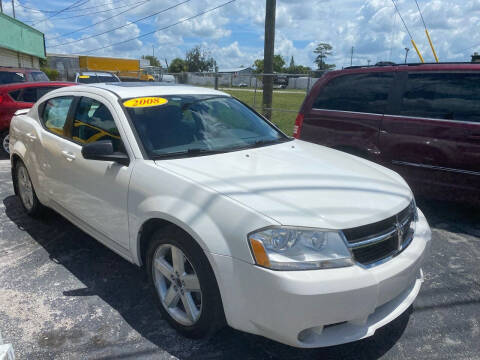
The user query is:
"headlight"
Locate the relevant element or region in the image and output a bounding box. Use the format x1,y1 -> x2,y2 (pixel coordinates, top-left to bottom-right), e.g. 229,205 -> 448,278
248,227 -> 353,270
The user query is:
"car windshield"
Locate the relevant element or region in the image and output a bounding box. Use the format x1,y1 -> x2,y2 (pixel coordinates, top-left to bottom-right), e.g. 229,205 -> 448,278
77,75 -> 119,84
123,95 -> 290,158
0,71 -> 26,84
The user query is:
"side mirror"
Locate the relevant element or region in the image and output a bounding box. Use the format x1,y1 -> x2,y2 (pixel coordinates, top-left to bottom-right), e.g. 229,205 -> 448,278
81,140 -> 130,166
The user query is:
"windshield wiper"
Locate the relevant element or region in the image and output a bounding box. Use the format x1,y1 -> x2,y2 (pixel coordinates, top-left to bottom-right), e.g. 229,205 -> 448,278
152,148 -> 226,159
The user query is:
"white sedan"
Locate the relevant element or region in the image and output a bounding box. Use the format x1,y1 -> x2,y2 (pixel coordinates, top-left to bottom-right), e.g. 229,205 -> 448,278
8,83 -> 431,348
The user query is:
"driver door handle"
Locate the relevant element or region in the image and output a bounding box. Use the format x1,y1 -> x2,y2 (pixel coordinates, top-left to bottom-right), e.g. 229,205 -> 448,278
61,150 -> 76,161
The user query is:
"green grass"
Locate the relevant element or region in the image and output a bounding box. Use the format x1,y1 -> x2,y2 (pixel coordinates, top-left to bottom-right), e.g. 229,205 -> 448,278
221,89 -> 305,135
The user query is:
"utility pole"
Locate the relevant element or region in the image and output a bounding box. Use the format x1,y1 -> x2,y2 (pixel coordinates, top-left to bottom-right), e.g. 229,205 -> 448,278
404,47 -> 410,64
350,46 -> 354,66
11,0 -> 15,18
152,45 -> 155,58
367,59 -> 371,66
262,0 -> 276,120
0,1 -> 3,13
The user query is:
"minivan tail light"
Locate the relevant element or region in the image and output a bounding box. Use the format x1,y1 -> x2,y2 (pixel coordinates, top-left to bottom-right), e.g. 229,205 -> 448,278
0,95 -> 3,104
293,113 -> 304,138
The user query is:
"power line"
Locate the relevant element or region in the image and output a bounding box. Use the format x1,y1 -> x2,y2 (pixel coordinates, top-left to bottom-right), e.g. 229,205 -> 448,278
48,0 -> 152,40
16,0 -> 130,13
81,0 -> 236,54
414,0 -> 427,29
22,0 -> 147,22
390,0 -> 413,40
49,0 -> 193,48
31,0 -> 89,26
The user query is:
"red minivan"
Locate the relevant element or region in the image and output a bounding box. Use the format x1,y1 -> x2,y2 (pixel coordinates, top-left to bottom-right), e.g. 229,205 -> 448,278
295,63 -> 480,205
0,81 -> 75,154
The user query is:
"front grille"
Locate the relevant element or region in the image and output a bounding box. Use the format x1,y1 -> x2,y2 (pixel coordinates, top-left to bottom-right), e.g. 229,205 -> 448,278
343,202 -> 416,266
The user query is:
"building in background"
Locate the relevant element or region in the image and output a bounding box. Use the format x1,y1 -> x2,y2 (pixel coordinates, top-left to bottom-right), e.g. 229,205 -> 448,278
47,53 -> 81,81
471,52 -> 480,62
0,13 -> 46,68
218,67 -> 254,87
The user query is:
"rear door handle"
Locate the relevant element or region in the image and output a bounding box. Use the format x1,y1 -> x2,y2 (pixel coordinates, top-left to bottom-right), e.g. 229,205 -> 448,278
61,150 -> 76,161
25,133 -> 37,141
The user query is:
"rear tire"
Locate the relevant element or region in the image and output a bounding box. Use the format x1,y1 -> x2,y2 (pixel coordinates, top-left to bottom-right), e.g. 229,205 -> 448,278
146,226 -> 225,338
14,161 -> 42,216
0,131 -> 9,155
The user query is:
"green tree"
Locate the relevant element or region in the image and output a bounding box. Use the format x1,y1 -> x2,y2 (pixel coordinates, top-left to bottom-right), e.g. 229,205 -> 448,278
288,56 -> 295,72
141,55 -> 161,67
314,43 -> 336,70
168,58 -> 186,73
185,45 -> 215,72
253,55 -> 286,73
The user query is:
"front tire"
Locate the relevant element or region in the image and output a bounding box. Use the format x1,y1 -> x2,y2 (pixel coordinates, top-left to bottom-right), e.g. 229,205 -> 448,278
15,161 -> 42,216
146,227 -> 225,338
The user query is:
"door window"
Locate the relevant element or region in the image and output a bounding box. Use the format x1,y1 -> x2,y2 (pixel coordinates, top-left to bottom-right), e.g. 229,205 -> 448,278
42,96 -> 74,136
72,97 -> 122,148
313,72 -> 394,114
399,72 -> 480,122
10,87 -> 61,103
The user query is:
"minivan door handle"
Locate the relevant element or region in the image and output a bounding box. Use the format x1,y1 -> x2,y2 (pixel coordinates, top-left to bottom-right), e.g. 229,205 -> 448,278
61,150 -> 76,161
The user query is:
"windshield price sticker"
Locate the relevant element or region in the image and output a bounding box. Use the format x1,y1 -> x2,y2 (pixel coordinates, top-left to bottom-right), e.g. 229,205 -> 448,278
78,75 -> 90,78
123,97 -> 168,108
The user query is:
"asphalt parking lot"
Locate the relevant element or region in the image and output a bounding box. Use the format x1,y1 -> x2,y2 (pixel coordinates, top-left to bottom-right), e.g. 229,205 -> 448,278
0,157 -> 479,359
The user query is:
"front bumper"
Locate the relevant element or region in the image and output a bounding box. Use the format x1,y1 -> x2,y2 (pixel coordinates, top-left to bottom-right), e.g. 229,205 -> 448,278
211,209 -> 431,348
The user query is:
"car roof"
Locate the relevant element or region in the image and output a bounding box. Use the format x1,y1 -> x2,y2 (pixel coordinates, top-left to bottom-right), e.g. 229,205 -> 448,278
0,67 -> 42,72
66,82 -> 230,99
330,62 -> 480,76
0,81 -> 76,91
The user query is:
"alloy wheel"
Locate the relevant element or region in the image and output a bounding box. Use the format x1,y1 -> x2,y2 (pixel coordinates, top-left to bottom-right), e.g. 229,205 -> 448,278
2,134 -> 9,154
17,165 -> 34,211
152,244 -> 202,326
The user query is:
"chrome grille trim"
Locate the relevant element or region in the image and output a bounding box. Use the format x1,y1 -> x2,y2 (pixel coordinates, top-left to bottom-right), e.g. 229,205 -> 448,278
341,201 -> 416,267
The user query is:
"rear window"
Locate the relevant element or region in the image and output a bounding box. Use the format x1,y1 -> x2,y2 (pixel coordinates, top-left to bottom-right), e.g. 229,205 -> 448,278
398,72 -> 480,122
313,72 -> 394,114
29,71 -> 49,82
77,75 -> 119,84
0,71 -> 26,84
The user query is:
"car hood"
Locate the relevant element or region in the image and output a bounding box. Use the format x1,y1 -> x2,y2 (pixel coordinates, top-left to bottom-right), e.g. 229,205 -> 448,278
155,140 -> 413,229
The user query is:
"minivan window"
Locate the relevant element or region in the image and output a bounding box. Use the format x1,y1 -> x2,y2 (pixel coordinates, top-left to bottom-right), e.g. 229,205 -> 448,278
0,71 -> 25,84
399,72 -> 480,122
313,72 -> 394,114
42,96 -> 74,136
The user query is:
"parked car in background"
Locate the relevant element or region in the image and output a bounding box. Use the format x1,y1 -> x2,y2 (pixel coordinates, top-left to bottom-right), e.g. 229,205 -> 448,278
0,81 -> 75,154
273,74 -> 289,89
75,71 -> 120,84
9,82 -> 430,348
294,63 -> 480,205
0,67 -> 49,85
